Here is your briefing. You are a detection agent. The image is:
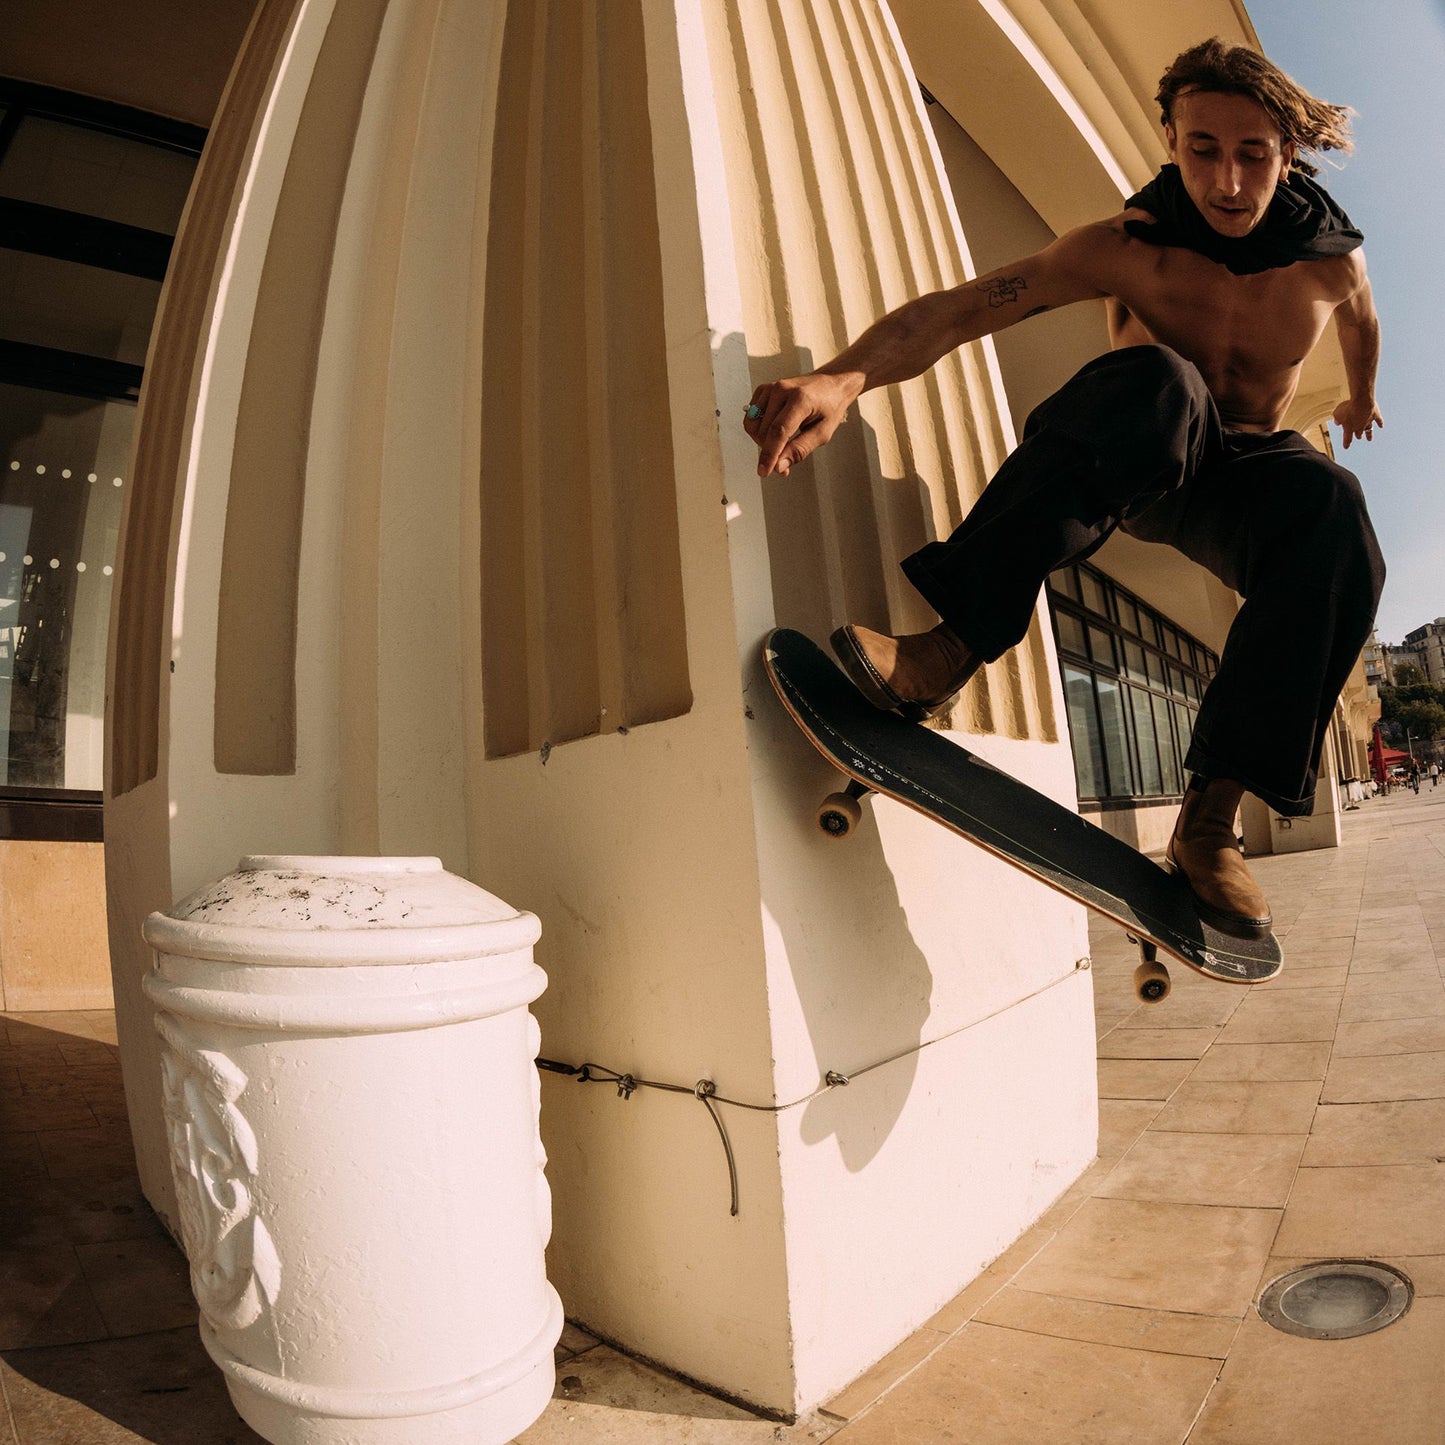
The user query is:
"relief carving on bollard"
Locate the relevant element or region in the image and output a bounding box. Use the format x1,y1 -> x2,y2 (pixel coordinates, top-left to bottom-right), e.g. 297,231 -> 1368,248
155,1012 -> 281,1331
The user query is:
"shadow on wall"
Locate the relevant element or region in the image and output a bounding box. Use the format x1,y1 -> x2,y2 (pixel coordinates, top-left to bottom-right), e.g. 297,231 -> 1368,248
741,354 -> 952,1172
747,631 -> 933,1174
752,349 -> 938,650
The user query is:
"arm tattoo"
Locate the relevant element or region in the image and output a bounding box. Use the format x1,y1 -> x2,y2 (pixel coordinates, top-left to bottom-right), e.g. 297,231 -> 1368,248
977,275 -> 1027,307
1021,304 -> 1050,319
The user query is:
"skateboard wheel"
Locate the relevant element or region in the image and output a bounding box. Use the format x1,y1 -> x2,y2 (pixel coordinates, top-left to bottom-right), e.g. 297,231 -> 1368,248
1134,958 -> 1171,1004
817,792 -> 863,838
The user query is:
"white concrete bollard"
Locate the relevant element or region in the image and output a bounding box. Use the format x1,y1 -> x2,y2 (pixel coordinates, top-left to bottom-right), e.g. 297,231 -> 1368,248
141,855 -> 561,1445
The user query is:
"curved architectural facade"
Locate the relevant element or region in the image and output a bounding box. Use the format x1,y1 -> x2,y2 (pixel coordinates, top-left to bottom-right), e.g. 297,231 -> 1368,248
93,0 -> 1363,1416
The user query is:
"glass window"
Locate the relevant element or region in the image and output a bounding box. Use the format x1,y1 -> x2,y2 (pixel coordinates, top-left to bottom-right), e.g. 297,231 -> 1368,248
1046,563 -> 1213,804
0,250 -> 162,365
1095,675 -> 1134,796
1063,667 -> 1105,799
0,115 -> 195,232
1154,693 -> 1182,793
1080,569 -> 1109,618
1087,625 -> 1116,671
1173,701 -> 1195,762
1128,685 -> 1163,794
1055,609 -> 1086,657
1052,565 -> 1080,602
0,385 -> 129,789
0,89 -> 200,814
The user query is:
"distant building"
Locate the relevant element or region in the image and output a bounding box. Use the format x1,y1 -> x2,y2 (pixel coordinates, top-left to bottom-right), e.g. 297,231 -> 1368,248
1362,630 -> 1385,689
1400,620 -> 1445,685
1384,645 -> 1423,684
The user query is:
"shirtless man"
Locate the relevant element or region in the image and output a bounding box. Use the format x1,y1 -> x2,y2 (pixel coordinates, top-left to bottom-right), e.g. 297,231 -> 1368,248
743,39 -> 1385,939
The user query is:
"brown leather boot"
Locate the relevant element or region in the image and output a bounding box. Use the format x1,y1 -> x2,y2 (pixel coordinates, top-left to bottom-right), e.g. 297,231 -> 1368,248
830,622 -> 980,720
1165,777 -> 1273,939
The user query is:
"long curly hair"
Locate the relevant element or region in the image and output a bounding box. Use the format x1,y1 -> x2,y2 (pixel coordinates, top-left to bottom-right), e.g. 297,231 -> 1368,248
1157,38 -> 1353,177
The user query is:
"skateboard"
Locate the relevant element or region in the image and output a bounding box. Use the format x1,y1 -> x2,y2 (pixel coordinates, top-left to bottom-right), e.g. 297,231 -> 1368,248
763,628 -> 1282,1003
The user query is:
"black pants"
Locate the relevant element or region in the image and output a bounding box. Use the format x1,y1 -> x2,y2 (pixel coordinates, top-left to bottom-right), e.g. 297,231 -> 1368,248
900,345 -> 1386,816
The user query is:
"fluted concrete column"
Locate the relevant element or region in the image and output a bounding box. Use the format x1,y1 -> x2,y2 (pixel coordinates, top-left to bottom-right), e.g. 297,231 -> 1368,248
107,0 -> 504,1224
107,0 -> 1097,1417
700,0 -> 1063,742
660,2 -> 1091,1409
469,0 -> 1091,1409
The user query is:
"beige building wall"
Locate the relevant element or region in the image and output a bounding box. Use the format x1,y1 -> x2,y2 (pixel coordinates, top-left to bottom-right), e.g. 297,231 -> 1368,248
1337,657 -> 1381,781
0,840 -> 110,1010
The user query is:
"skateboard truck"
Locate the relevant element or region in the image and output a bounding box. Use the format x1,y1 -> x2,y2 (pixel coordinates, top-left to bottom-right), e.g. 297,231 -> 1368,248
818,778 -> 872,838
1127,934 -> 1172,1003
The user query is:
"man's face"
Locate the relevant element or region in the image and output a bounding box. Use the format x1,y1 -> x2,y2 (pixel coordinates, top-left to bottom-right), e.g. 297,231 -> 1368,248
1165,89 -> 1296,237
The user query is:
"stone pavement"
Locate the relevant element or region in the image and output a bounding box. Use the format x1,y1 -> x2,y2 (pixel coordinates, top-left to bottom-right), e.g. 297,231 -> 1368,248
4,783 -> 1444,1442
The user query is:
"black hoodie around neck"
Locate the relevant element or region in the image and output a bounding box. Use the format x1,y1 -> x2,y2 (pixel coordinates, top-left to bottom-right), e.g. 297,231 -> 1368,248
1123,163 -> 1363,275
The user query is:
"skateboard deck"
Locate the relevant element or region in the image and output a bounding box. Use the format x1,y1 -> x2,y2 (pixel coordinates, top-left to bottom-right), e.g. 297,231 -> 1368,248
763,628 -> 1282,1002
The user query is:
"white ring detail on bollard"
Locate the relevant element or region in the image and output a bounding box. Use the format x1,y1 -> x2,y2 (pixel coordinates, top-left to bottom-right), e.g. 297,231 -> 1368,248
142,914 -> 543,966
143,966 -> 547,1032
199,1286 -> 564,1416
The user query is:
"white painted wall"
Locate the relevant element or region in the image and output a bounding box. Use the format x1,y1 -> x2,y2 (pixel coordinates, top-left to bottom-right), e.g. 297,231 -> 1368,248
757,729 -> 1095,1406
649,3 -> 1097,1405
110,0 -> 1102,1418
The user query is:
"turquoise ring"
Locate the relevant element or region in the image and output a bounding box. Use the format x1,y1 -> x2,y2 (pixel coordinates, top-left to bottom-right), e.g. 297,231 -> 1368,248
745,403 -> 762,420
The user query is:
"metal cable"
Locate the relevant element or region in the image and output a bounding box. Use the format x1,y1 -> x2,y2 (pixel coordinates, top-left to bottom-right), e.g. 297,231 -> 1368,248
536,959 -> 1089,1216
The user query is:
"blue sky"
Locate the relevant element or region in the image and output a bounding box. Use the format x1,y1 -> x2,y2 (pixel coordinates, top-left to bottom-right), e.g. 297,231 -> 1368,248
1247,0 -> 1445,644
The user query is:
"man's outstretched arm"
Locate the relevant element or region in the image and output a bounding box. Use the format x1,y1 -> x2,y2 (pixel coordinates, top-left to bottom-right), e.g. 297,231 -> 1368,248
1332,253 -> 1382,449
742,227 -> 1111,477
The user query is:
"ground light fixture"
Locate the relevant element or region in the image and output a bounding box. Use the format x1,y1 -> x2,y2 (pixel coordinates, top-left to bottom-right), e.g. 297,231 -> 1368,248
1257,1260 -> 1413,1340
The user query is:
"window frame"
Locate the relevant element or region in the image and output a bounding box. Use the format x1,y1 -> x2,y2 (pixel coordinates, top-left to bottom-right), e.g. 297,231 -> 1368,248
0,81 -> 204,837
1048,563 -> 1219,810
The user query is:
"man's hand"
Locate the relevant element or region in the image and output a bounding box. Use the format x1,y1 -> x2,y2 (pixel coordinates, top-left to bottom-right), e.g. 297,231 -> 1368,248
743,372 -> 862,477
1333,396 -> 1383,449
